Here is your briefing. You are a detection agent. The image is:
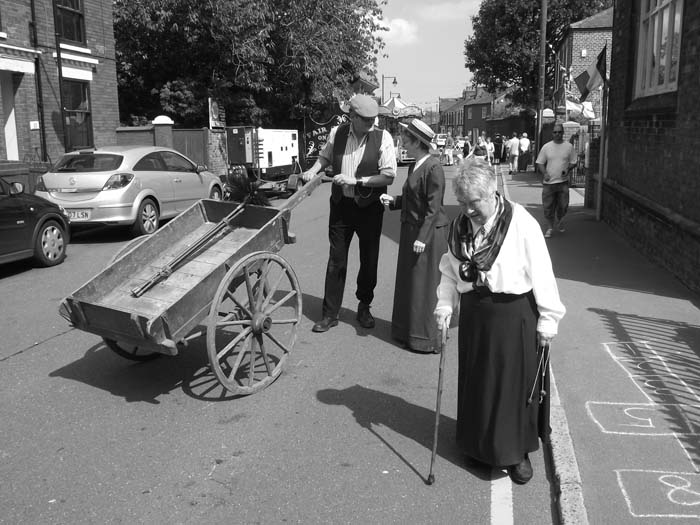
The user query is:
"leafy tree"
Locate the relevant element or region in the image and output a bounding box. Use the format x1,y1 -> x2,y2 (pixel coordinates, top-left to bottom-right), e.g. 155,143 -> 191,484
114,0 -> 387,127
464,0 -> 613,107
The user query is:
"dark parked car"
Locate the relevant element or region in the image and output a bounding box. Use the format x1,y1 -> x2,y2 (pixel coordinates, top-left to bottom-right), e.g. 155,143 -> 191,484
0,178 -> 70,267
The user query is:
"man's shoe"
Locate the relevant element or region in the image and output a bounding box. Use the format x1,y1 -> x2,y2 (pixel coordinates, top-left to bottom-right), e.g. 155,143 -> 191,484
356,303 -> 375,329
557,222 -> 566,233
507,455 -> 533,485
544,228 -> 553,238
312,317 -> 338,333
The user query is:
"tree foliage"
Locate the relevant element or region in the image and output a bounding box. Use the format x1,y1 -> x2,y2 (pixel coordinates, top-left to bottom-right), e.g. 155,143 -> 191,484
464,0 -> 613,107
114,0 -> 387,127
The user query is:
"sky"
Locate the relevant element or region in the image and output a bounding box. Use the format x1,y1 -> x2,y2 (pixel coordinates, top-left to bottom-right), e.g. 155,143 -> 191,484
376,0 -> 482,111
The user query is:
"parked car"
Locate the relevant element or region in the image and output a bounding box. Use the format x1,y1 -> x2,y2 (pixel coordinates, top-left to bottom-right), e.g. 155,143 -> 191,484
0,178 -> 70,267
435,133 -> 448,147
35,146 -> 223,236
393,136 -> 415,165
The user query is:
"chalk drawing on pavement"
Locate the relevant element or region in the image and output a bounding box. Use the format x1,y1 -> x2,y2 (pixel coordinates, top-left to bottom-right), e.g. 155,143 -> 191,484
586,402 -> 700,436
587,339 -> 700,517
616,470 -> 700,518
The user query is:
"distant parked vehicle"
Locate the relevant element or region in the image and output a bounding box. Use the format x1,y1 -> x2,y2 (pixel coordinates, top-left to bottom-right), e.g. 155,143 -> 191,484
394,136 -> 415,165
435,133 -> 448,147
35,146 -> 222,236
0,178 -> 70,266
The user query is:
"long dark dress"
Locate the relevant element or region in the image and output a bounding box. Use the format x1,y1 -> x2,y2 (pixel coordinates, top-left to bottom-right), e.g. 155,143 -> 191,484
457,289 -> 547,467
390,156 -> 449,353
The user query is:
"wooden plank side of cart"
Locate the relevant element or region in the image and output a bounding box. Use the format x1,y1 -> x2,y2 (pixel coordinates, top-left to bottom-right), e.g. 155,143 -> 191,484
61,199 -> 292,352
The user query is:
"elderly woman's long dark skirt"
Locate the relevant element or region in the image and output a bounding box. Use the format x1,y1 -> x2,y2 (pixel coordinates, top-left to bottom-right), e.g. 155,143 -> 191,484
457,289 -> 549,467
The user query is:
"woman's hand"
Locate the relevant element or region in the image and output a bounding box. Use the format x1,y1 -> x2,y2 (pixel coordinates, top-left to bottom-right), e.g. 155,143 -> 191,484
379,193 -> 394,207
413,240 -> 426,253
537,331 -> 554,347
434,307 -> 452,330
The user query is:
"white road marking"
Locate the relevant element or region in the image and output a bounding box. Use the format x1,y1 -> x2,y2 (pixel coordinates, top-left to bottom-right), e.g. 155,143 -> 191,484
491,469 -> 514,524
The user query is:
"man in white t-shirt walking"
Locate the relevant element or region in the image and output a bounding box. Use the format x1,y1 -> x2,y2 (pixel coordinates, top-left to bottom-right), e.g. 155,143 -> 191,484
536,123 -> 577,238
506,132 -> 520,174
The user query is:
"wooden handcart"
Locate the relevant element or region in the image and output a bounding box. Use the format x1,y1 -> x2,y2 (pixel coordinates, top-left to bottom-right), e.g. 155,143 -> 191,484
59,176 -> 324,395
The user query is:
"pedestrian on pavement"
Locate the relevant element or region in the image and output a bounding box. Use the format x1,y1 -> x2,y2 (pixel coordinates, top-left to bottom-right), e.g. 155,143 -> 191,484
473,131 -> 487,161
506,132 -> 519,174
493,133 -> 503,165
433,157 -> 565,484
485,136 -> 495,166
301,94 -> 397,332
379,119 -> 449,353
518,132 -> 531,172
462,136 -> 473,161
535,122 -> 577,239
444,132 -> 455,166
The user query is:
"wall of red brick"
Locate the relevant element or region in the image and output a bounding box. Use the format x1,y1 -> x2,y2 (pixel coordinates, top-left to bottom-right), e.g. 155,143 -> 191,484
1,0 -> 119,162
605,1 -> 700,293
569,30 -> 612,122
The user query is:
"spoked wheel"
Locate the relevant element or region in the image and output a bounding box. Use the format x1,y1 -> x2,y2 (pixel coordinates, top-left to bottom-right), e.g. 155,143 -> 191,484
207,251 -> 302,395
103,338 -> 160,361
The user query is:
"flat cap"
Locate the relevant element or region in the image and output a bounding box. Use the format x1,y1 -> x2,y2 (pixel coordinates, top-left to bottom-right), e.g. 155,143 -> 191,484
348,94 -> 379,118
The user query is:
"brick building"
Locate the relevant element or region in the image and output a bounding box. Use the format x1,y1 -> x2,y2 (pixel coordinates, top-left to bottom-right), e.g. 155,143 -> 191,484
604,0 -> 699,293
554,7 -> 613,121
0,0 -> 118,164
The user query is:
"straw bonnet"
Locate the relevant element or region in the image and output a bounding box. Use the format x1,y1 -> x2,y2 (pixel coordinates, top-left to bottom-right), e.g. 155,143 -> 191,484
399,119 -> 435,146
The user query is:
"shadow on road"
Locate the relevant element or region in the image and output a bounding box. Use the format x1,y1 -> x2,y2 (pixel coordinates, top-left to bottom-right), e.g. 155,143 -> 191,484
316,384 -> 491,483
49,339 -> 244,404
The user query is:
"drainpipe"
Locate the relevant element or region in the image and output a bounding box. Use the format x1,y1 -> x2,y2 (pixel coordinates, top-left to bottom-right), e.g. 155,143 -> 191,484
29,0 -> 48,162
51,0 -> 68,152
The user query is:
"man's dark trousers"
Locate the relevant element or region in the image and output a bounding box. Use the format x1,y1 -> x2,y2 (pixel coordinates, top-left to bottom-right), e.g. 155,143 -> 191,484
322,196 -> 384,319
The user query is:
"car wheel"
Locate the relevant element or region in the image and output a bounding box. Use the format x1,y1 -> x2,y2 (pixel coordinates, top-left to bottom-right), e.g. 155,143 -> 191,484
209,186 -> 222,200
34,220 -> 67,267
132,198 -> 159,236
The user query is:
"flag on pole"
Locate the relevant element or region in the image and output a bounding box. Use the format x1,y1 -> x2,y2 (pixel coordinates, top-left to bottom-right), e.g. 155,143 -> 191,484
575,45 -> 607,102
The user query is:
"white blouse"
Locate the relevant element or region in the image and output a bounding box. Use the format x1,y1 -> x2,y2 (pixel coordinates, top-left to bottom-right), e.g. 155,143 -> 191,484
436,201 -> 566,336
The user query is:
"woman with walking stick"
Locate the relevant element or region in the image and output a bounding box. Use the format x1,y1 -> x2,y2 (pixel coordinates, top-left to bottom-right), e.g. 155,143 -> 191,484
433,158 -> 565,484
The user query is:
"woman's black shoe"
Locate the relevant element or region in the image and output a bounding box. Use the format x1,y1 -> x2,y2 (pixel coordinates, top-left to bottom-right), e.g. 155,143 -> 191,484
507,454 -> 533,484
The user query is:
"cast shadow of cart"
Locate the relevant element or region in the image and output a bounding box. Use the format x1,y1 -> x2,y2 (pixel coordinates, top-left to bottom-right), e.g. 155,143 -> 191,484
49,339 -> 245,404
316,384 -> 491,482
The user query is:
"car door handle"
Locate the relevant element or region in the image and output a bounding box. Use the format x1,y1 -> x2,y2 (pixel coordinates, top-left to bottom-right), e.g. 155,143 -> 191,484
173,178 -> 182,183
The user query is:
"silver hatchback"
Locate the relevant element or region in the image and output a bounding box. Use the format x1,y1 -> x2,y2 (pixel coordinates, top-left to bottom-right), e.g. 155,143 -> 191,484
35,145 -> 222,236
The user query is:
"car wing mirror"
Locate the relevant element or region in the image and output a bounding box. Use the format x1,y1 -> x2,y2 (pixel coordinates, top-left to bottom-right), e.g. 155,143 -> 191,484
10,182 -> 24,195
196,165 -> 207,173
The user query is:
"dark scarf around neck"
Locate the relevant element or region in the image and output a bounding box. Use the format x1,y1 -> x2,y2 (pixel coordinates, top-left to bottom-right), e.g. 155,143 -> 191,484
447,194 -> 513,281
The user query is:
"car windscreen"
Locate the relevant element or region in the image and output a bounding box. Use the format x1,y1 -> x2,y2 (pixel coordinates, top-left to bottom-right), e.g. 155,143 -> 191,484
53,154 -> 124,172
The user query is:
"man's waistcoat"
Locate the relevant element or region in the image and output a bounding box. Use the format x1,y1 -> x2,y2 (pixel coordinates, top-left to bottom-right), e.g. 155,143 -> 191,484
331,123 -> 387,208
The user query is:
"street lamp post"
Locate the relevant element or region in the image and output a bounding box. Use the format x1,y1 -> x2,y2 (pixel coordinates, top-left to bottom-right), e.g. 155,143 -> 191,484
381,75 -> 397,105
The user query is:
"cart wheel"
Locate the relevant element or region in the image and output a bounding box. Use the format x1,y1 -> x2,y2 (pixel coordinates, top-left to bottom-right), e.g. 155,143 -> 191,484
103,338 -> 160,361
207,251 -> 301,395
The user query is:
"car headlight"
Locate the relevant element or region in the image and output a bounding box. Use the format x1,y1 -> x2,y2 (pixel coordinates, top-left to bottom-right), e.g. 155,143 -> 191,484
102,173 -> 134,190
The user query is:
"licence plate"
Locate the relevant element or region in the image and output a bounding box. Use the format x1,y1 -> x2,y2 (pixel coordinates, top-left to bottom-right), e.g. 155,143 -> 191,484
67,209 -> 90,220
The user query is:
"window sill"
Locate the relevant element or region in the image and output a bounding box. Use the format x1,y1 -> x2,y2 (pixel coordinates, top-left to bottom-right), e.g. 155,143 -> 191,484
60,43 -> 91,54
0,32 -> 7,40
626,91 -> 677,115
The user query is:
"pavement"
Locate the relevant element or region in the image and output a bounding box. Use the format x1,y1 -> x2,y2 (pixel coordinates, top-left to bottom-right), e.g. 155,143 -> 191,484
499,166 -> 700,524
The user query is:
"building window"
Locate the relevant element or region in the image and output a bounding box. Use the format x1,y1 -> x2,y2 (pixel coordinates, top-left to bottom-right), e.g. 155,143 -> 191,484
56,0 -> 85,45
635,0 -> 683,98
481,106 -> 488,119
63,79 -> 93,150
467,107 -> 472,120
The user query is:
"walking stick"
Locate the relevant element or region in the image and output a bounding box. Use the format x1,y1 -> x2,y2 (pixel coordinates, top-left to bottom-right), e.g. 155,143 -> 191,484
426,320 -> 449,486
